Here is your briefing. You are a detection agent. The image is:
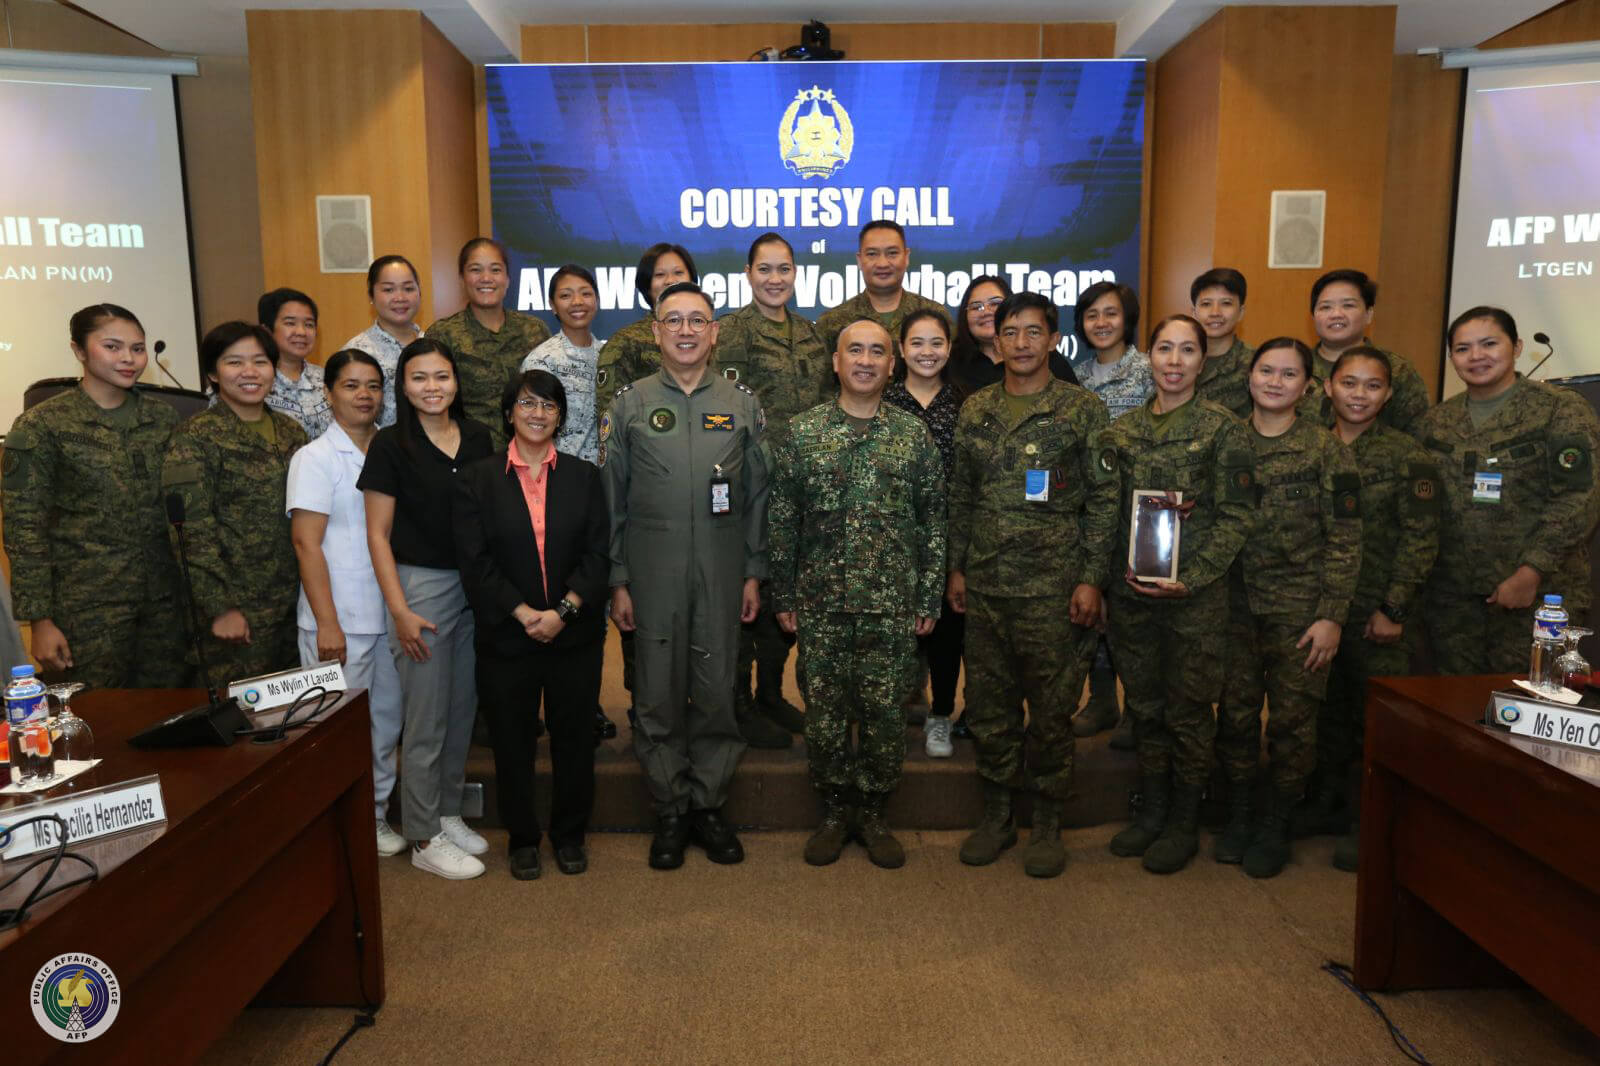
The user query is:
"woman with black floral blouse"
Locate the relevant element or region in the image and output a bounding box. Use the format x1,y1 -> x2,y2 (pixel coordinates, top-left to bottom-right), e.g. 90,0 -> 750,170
884,309 -> 967,757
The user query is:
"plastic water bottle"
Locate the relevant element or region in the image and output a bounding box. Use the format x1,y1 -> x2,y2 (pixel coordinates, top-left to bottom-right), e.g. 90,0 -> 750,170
1529,595 -> 1568,692
4,665 -> 46,729
4,666 -> 53,781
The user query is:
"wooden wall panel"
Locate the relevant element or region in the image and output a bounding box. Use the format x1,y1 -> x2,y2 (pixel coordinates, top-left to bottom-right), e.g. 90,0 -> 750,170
1483,0 -> 1600,47
523,22 -> 1118,64
1376,55 -> 1461,400
1148,14 -> 1222,324
1042,23 -> 1116,59
1210,5 -> 1396,342
422,17 -> 481,323
249,11 -> 430,348
519,24 -> 589,63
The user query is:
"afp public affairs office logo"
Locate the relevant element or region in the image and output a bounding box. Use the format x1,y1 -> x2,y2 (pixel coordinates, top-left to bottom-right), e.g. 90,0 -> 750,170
779,86 -> 853,179
31,953 -> 121,1042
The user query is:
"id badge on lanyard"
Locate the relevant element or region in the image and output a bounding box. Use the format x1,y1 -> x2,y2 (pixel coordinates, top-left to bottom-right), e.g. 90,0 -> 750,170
710,463 -> 731,515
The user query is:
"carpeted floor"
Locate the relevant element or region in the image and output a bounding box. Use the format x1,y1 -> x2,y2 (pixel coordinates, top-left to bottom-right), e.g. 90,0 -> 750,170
203,825 -> 1598,1066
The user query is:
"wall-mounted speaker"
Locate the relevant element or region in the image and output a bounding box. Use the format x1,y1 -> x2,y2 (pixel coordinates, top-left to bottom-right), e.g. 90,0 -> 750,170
1268,190 -> 1326,269
316,194 -> 373,273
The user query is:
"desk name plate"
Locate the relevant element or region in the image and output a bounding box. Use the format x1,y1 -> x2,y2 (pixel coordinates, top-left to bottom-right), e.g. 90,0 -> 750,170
0,775 -> 167,861
1485,691 -> 1600,755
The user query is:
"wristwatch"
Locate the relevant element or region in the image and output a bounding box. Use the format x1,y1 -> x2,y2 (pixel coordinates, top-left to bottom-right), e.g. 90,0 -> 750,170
556,598 -> 579,622
1377,601 -> 1407,624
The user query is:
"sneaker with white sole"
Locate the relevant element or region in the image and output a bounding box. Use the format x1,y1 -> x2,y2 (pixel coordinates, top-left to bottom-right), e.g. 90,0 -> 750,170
376,821 -> 407,857
440,815 -> 489,856
924,714 -> 954,758
412,832 -> 485,880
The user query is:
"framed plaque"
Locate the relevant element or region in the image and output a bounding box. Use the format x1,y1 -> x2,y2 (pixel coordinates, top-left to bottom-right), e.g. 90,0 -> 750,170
1129,490 -> 1182,583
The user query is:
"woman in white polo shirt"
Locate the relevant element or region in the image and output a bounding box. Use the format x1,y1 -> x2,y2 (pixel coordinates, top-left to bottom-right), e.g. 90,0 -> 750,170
286,349 -> 407,859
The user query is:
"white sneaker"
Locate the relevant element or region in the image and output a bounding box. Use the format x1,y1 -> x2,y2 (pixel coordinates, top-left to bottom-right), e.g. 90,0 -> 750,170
412,832 -> 485,880
439,814 -> 489,856
375,821 -> 407,857
924,714 -> 954,758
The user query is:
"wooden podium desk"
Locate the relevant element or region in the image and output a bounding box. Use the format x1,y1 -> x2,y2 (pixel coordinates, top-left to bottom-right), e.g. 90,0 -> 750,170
1355,675 -> 1600,1035
0,688 -> 383,1065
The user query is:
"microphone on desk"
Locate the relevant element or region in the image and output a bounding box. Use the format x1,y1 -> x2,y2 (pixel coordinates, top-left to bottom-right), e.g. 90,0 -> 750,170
152,340 -> 187,391
1527,332 -> 1556,379
128,495 -> 249,749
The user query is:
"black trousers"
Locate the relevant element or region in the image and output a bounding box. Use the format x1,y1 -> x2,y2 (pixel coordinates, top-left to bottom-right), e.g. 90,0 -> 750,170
477,636 -> 603,850
918,607 -> 966,718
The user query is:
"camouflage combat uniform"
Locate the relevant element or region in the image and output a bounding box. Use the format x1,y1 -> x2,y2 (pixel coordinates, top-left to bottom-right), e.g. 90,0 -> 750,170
947,379 -> 1117,800
161,404 -> 308,682
1195,338 -> 1255,419
768,400 -> 945,797
815,289 -> 951,357
426,308 -> 551,451
2,387 -> 189,688
1418,377 -> 1600,674
716,303 -> 837,716
1320,426 -> 1440,785
1103,397 -> 1256,787
595,314 -> 659,421
1308,345 -> 1430,434
1217,417 -> 1362,797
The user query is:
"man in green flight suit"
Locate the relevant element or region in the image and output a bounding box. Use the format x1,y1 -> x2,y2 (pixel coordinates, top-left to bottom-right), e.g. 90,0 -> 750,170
603,282 -> 768,871
717,232 -> 837,746
815,220 -> 950,357
947,292 -> 1118,879
769,319 -> 946,869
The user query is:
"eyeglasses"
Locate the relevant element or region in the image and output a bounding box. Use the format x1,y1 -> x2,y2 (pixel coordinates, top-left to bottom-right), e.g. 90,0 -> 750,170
515,398 -> 560,413
657,313 -> 712,333
967,296 -> 1005,314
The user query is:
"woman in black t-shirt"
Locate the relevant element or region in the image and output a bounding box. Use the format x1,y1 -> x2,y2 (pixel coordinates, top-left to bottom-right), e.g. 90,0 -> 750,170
359,338 -> 494,881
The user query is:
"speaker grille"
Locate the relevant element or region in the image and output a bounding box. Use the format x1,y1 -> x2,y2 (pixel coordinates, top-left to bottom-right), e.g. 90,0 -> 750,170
1268,190 -> 1326,269
316,195 -> 373,273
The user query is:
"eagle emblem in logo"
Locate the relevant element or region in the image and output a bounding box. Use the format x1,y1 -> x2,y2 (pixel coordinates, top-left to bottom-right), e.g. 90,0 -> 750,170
779,86 -> 854,180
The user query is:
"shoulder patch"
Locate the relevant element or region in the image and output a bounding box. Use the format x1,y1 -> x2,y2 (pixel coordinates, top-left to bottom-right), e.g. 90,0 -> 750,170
1549,434 -> 1592,488
1221,449 -> 1256,503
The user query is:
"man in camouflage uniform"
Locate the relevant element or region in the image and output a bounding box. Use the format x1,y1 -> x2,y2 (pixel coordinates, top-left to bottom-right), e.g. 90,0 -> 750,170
1303,347 -> 1441,871
769,319 -> 945,869
948,293 -> 1117,879
426,306 -> 550,450
1418,360 -> 1600,674
602,283 -> 769,870
162,404 -> 307,682
715,293 -> 836,742
1216,410 -> 1362,878
4,386 -> 189,688
1306,270 -> 1430,433
815,220 -> 950,356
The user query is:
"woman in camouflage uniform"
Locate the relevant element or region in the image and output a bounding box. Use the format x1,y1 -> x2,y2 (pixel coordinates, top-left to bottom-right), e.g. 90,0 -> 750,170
3,304 -> 188,688
162,322 -> 308,682
1214,338 -> 1361,880
1103,315 -> 1255,874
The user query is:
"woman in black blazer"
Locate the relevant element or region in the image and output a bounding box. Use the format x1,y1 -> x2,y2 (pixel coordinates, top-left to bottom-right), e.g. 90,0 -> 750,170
454,370 -> 610,880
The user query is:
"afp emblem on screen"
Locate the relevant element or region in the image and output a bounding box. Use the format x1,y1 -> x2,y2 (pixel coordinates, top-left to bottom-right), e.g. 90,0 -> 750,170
780,86 -> 853,180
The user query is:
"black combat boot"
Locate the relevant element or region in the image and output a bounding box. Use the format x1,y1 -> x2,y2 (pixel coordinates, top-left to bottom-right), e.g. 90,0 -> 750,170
1022,794 -> 1067,878
1212,777 -> 1254,864
1143,785 -> 1201,874
959,780 -> 1017,865
1109,774 -> 1169,857
804,787 -> 853,866
1332,817 -> 1360,873
1072,662 -> 1120,737
1243,790 -> 1294,878
1291,776 -> 1349,839
854,792 -> 905,869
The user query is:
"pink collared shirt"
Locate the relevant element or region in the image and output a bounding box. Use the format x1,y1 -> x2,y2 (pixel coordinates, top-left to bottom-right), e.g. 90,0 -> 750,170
505,443 -> 558,601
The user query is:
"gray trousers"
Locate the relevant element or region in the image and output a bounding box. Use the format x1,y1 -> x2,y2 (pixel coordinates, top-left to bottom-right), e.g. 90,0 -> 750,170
631,581 -> 746,816
388,565 -> 477,841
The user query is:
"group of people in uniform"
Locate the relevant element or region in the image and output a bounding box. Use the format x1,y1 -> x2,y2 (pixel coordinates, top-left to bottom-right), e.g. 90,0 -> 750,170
4,219 -> 1597,883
